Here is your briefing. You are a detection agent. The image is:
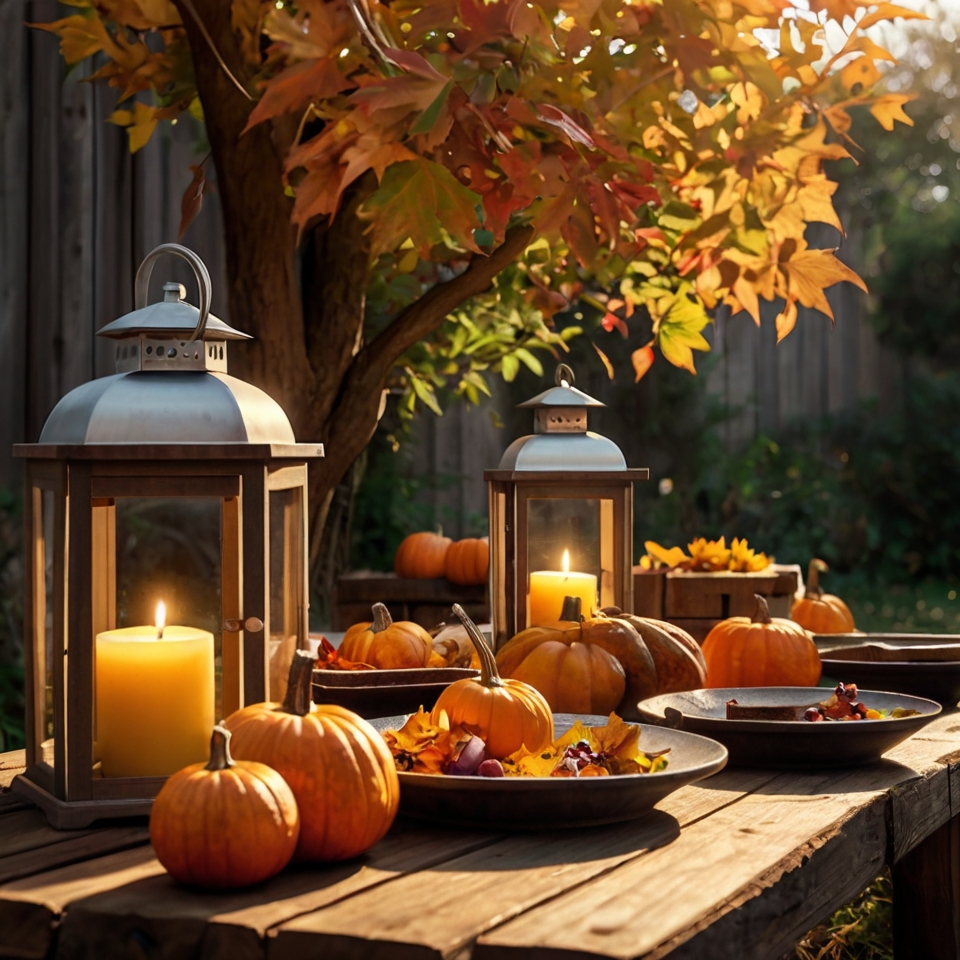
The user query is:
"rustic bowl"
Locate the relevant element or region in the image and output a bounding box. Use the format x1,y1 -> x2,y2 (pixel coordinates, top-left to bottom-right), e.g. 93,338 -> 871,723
636,687 -> 941,769
816,633 -> 960,707
368,713 -> 728,830
313,667 -> 478,719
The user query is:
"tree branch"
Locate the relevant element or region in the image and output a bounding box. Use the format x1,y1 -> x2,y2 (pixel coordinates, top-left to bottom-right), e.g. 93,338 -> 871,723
362,223 -> 535,391
310,223 -> 536,502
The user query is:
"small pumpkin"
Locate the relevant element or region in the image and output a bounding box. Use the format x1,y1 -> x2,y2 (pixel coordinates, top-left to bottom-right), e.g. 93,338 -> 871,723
394,530 -> 452,579
791,559 -> 855,634
150,725 -> 299,889
445,537 -> 490,586
431,605 -> 554,759
225,652 -> 400,862
340,603 -> 433,669
604,609 -> 708,694
496,597 -> 660,718
702,594 -> 822,688
511,641 -> 626,715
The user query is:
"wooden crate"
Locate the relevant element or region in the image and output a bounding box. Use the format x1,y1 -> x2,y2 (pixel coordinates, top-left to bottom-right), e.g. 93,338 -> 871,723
333,571 -> 488,631
632,564 -> 802,643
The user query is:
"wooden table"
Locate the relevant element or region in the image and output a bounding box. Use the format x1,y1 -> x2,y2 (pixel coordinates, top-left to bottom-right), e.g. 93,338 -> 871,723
1,713 -> 959,960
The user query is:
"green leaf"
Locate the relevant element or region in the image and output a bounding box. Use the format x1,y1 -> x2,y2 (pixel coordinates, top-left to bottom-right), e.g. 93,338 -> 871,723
364,158 -> 482,257
411,377 -> 444,415
500,353 -> 520,382
513,347 -> 543,375
410,79 -> 453,135
657,200 -> 702,233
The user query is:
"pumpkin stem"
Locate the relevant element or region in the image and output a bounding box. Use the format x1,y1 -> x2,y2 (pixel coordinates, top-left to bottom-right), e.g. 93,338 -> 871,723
281,649 -> 318,716
452,604 -> 503,688
370,602 -> 393,633
205,724 -> 235,772
560,595 -> 584,622
805,559 -> 827,599
751,594 -> 773,625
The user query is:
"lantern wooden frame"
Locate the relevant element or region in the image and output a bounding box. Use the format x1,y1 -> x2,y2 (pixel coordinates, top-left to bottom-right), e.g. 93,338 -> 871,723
486,468 -> 648,648
12,440 -> 322,828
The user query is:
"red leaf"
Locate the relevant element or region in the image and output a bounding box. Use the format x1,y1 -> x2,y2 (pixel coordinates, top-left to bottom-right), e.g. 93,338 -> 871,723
178,164 -> 206,240
245,59 -> 353,132
631,345 -> 655,382
537,103 -> 595,148
601,312 -> 629,338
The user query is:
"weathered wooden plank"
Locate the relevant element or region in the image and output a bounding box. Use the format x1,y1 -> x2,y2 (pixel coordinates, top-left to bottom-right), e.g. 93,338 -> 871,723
0,0 -> 29,488
55,824 -> 498,960
269,769 -> 778,960
0,825 -> 149,885
0,808 -> 98,859
0,751 -> 26,789
893,813 -> 960,960
476,733 -> 957,960
0,845 -> 163,959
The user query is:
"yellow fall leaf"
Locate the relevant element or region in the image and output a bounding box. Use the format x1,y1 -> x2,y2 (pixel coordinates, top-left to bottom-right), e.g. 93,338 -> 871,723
869,94 -> 915,131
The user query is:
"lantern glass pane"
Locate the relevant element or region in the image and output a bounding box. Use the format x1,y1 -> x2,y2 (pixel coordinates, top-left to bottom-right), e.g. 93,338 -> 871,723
93,498 -> 219,778
525,498 -> 601,624
269,487 -> 303,703
36,489 -> 55,764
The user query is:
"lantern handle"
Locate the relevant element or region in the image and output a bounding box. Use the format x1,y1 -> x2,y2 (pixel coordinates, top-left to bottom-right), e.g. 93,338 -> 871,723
555,363 -> 575,386
134,243 -> 212,343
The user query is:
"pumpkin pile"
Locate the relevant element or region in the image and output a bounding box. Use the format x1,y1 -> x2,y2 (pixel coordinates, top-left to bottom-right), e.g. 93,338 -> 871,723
791,559 -> 856,634
151,651 -> 401,888
702,594 -> 822,688
495,597 -> 707,719
394,530 -> 489,586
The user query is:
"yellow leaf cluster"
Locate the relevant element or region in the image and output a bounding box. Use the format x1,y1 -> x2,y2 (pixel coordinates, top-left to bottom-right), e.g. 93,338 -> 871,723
643,537 -> 772,572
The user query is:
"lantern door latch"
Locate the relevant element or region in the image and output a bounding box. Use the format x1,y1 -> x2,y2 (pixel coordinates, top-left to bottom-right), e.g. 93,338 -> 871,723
223,617 -> 264,633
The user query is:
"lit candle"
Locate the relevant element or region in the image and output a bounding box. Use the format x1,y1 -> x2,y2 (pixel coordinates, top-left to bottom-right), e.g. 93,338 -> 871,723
528,550 -> 598,625
95,601 -> 214,778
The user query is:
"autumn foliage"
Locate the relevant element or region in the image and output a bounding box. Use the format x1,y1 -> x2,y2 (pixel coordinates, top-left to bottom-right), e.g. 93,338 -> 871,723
39,0 -> 918,383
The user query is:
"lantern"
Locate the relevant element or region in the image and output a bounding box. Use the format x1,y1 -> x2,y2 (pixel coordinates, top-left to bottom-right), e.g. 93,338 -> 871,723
12,244 -> 322,828
486,364 -> 648,648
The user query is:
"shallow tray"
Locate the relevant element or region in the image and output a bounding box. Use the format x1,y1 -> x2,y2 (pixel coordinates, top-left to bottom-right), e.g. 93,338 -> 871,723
816,633 -> 960,707
636,687 -> 941,769
313,667 -> 478,719
369,713 -> 728,830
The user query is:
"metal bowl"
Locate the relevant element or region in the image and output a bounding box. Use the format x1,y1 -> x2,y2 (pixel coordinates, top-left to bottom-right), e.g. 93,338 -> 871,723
636,687 -> 941,769
313,667 -> 478,720
368,713 -> 728,830
816,633 -> 960,707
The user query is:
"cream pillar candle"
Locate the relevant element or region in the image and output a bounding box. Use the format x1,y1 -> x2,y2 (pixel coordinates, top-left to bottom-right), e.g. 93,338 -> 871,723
527,550 -> 598,625
95,601 -> 214,778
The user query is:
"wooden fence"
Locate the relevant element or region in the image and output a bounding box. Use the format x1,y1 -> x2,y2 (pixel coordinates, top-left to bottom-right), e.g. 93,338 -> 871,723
0,6 -> 902,534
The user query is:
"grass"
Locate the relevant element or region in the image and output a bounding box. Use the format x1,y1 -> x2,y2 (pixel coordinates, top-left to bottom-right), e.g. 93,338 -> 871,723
788,874 -> 893,960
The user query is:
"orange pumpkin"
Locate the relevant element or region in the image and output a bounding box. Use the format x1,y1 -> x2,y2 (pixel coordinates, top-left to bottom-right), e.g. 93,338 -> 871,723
340,603 -> 433,669
445,537 -> 489,586
791,559 -> 855,634
225,652 -> 400,862
432,605 -> 554,759
702,594 -> 822,687
394,531 -> 452,579
150,725 -> 299,888
612,612 -> 708,694
496,599 -> 660,718
511,640 -> 626,715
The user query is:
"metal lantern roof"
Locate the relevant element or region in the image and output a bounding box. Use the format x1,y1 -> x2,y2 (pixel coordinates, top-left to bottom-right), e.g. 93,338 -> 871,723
497,363 -> 628,472
39,243 -> 296,445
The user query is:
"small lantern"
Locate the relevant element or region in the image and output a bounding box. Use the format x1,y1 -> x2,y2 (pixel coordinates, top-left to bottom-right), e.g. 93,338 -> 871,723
12,244 -> 322,828
486,364 -> 648,648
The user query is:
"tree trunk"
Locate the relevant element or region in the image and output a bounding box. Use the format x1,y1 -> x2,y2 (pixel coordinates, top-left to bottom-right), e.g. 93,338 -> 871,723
173,1 -> 534,600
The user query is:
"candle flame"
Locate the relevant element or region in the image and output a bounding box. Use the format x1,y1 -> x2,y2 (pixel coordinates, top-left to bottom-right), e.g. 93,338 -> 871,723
156,601 -> 166,639
562,550 -> 570,574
